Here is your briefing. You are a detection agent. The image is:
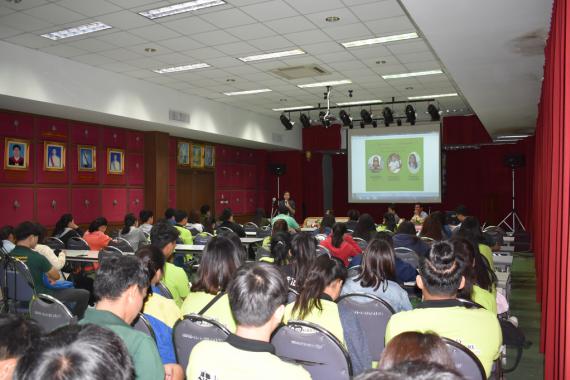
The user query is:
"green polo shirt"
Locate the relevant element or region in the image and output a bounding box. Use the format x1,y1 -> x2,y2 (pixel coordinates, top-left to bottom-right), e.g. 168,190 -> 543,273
10,245 -> 52,295
181,291 -> 236,332
174,225 -> 193,245
80,309 -> 164,380
163,262 -> 190,307
271,214 -> 299,230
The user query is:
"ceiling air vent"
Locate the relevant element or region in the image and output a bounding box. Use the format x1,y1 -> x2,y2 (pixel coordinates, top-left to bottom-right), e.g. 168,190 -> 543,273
271,65 -> 330,80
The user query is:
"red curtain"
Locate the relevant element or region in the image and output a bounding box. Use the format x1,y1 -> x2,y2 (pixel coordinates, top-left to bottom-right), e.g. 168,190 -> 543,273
533,0 -> 570,377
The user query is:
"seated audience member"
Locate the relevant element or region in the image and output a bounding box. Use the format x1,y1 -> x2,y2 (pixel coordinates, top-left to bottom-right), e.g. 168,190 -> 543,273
393,221 -> 430,257
34,224 -> 66,271
173,210 -> 193,245
431,211 -> 453,239
0,225 -> 16,253
83,217 -> 111,251
280,232 -> 317,290
262,219 -> 288,249
181,236 -> 241,332
346,209 -> 360,231
419,213 -> 444,242
385,241 -> 502,377
455,204 -> 468,225
387,204 -> 400,224
253,208 -> 271,228
119,213 -> 147,251
202,215 -> 217,235
272,205 -> 300,231
456,216 -> 494,267
284,255 -> 348,344
356,361 -> 463,380
451,237 -> 498,313
265,231 -> 291,264
0,314 -> 41,380
217,230 -> 247,263
320,223 -> 362,266
15,324 -> 135,380
352,213 -> 377,242
10,222 -> 89,318
80,255 -> 183,380
164,208 -> 176,225
342,238 -> 412,312
378,332 -> 453,370
219,208 -> 246,237
317,214 -> 336,236
187,209 -> 203,233
374,232 -> 418,283
411,203 -> 428,223
139,210 -> 154,235
136,245 -> 182,364
187,263 -> 311,380
52,214 -> 83,246
199,204 -> 211,226
150,222 -> 189,307
377,212 -> 397,232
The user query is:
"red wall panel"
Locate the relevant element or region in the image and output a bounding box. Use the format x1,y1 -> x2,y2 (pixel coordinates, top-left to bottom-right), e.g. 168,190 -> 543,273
101,188 -> 127,223
168,187 -> 176,209
231,191 -> 245,214
0,188 -> 34,225
245,191 -> 256,214
216,164 -> 230,188
216,146 -> 230,163
127,131 -> 144,153
37,188 -> 70,226
127,153 -> 144,185
0,112 -> 34,138
102,128 -> 126,148
128,189 -> 144,216
71,188 -> 101,224
70,123 -> 100,145
36,118 -> 68,142
215,190 -> 232,215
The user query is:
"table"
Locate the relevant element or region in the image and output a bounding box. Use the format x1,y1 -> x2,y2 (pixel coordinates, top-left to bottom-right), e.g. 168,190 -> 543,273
300,227 -> 317,232
175,245 -> 205,253
64,250 -> 99,263
493,253 -> 514,267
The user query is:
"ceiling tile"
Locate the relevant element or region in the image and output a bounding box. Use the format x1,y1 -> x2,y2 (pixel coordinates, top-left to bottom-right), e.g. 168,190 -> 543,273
199,8 -> 257,28
96,31 -> 147,47
351,0 -> 405,22
315,51 -> 355,63
0,12 -> 53,32
124,69 -> 160,78
283,0 -> 344,14
157,36 -> 204,51
4,33 -> 55,48
153,52 -> 193,64
160,16 -> 217,35
108,0 -> 159,8
66,38 -> 117,53
204,56 -> 242,68
98,61 -> 139,72
126,57 -> 171,69
97,10 -> 153,30
191,30 -> 239,45
323,23 -> 371,40
183,46 -> 226,60
0,24 -> 23,39
39,44 -> 88,58
226,23 -> 277,40
57,0 -> 122,17
386,39 -> 431,55
100,47 -> 144,61
403,61 -> 442,72
73,53 -> 116,66
3,0 -> 52,11
223,65 -> 262,75
348,45 -> 392,59
241,0 -> 299,22
364,16 -> 416,35
396,51 -> 436,64
215,41 -> 258,55
265,15 -> 315,34
299,41 -> 345,55
248,35 -> 296,51
304,7 -> 360,28
284,29 -> 332,45
129,24 -> 180,41
23,3 -> 86,25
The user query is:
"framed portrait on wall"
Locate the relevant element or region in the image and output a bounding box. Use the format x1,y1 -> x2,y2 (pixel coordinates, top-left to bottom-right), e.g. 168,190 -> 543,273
204,145 -> 215,168
178,141 -> 190,166
4,138 -> 30,170
43,141 -> 66,171
78,145 -> 96,172
191,144 -> 203,168
107,148 -> 125,175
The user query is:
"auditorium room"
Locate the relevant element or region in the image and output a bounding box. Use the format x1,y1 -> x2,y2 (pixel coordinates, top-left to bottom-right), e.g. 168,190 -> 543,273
0,0 -> 564,379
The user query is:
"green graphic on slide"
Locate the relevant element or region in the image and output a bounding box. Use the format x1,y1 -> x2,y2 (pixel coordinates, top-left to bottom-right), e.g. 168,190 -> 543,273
365,138 -> 424,191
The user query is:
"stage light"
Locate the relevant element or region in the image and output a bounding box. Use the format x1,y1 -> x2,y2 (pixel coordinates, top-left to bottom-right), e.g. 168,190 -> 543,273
360,109 -> 373,123
427,104 -> 440,121
405,104 -> 416,125
382,107 -> 394,126
280,114 -> 294,130
339,110 -> 353,128
360,121 -> 365,128
300,113 -> 311,128
397,119 -> 402,126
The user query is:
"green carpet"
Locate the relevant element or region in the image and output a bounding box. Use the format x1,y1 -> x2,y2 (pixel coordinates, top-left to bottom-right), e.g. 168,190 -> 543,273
505,254 -> 544,379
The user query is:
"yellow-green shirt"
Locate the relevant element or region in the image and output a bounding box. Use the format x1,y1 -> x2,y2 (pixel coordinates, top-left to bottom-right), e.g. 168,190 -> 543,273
472,285 -> 497,315
478,244 -> 494,269
175,225 -> 193,245
284,297 -> 346,346
143,291 -> 182,328
187,335 -> 311,380
163,262 -> 190,307
181,291 -> 236,333
385,299 -> 502,377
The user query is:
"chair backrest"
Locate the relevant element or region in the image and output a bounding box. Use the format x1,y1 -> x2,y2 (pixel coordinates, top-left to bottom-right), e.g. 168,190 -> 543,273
155,282 -> 173,299
29,294 -> 75,333
44,237 -> 65,251
109,237 -> 134,253
67,237 -> 90,250
316,245 -> 331,258
315,234 -> 328,242
287,287 -> 299,304
173,314 -> 231,371
194,233 -> 213,245
271,320 -> 352,380
442,337 -> 486,380
255,246 -> 271,261
188,228 -> 200,236
352,237 -> 368,250
132,313 -> 157,341
420,236 -> 435,243
256,227 -> 271,238
394,247 -> 420,268
346,265 -> 361,278
336,293 -> 395,360
0,258 -> 36,307
217,226 -> 234,235
244,222 -> 258,232
98,246 -> 123,263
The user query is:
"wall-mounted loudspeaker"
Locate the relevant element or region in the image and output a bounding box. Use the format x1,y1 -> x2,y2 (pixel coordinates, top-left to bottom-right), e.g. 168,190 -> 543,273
504,154 -> 525,168
269,163 -> 287,176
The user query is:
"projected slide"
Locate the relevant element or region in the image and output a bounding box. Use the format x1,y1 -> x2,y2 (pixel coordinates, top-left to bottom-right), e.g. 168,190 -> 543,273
349,124 -> 441,203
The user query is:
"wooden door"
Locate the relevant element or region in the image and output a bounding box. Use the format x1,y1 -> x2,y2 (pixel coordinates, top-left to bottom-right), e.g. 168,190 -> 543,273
176,169 -> 215,213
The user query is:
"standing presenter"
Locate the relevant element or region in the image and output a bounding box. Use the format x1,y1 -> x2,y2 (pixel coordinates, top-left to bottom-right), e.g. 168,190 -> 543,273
278,191 -> 296,217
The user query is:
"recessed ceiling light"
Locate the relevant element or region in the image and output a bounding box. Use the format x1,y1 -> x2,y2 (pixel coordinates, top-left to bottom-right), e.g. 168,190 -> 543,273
279,98 -> 287,102
382,69 -> 443,79
272,105 -> 314,111
153,63 -> 211,74
376,60 -> 387,65
297,79 -> 352,88
408,93 -> 458,100
336,100 -> 383,106
139,0 -> 226,19
41,21 -> 112,40
224,89 -> 272,96
238,49 -> 305,62
226,78 -> 236,82
405,87 -> 414,90
341,32 -> 419,48
144,47 -> 157,53
326,16 -> 340,22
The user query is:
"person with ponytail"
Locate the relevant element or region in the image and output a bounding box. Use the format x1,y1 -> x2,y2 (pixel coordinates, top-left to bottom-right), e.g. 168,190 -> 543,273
52,213 -> 83,246
385,241 -> 502,377
263,231 -> 291,265
320,222 -> 361,266
118,213 -> 147,251
279,232 -> 317,290
83,217 -> 111,251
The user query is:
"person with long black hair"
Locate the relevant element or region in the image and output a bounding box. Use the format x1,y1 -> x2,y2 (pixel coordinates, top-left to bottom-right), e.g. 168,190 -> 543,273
352,213 -> 377,242
320,223 -> 361,266
83,217 -> 111,251
279,232 -> 317,290
118,213 -> 147,251
266,231 -> 291,265
52,213 -> 83,246
393,221 -> 430,257
456,216 -> 494,268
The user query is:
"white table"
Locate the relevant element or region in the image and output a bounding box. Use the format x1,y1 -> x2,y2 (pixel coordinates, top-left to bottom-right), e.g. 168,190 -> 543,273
175,244 -> 205,252
300,227 -> 317,232
64,250 -> 100,262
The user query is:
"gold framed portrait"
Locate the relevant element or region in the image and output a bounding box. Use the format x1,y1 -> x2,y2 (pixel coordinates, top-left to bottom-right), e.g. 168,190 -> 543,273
191,144 -> 203,168
44,141 -> 66,171
78,145 -> 96,172
107,148 -> 125,175
4,138 -> 30,171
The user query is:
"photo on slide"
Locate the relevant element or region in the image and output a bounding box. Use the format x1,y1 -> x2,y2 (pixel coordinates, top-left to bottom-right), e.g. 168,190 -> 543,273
408,152 -> 421,174
368,155 -> 384,172
387,153 -> 402,173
